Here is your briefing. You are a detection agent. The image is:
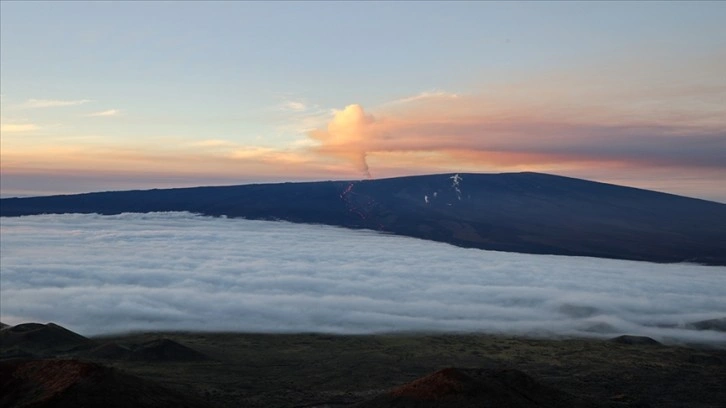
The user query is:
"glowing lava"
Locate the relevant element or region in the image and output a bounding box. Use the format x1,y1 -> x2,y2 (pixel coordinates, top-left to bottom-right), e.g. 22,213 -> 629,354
339,182 -> 385,230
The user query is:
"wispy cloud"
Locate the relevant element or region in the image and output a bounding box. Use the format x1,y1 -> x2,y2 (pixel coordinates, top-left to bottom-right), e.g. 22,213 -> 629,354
188,139 -> 238,148
86,109 -> 121,117
307,73 -> 726,180
281,100 -> 307,112
386,90 -> 460,105
0,123 -> 40,133
273,97 -> 335,135
0,140 -> 348,192
20,99 -> 92,108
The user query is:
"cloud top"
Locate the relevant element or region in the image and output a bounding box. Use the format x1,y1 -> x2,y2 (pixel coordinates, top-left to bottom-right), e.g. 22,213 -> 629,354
1,212 -> 724,345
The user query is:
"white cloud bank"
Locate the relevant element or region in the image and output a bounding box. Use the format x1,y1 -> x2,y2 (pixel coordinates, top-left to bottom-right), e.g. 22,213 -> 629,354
1,212 -> 724,345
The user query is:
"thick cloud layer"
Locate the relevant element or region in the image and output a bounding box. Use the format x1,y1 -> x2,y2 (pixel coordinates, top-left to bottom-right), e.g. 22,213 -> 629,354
1,213 -> 724,345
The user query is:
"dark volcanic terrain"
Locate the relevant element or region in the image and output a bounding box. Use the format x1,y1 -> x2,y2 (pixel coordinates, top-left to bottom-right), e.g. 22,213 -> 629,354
0,359 -> 212,408
357,367 -> 606,408
2,323 -> 726,408
2,172 -> 725,264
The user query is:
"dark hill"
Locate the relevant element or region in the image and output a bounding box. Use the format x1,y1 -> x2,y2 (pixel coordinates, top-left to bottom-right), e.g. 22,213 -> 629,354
687,318 -> 726,332
609,335 -> 661,346
0,323 -> 94,356
0,324 -> 209,362
2,172 -> 725,264
0,359 -> 212,408
84,342 -> 132,360
128,338 -> 210,362
355,367 -> 612,408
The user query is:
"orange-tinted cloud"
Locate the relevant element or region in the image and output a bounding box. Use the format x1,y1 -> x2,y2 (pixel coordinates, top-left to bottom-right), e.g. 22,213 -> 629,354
2,54 -> 724,201
0,137 -> 364,196
305,84 -> 726,180
0,123 -> 41,132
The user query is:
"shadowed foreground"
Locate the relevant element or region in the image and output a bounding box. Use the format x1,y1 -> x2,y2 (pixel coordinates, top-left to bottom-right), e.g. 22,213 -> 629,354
0,359 -> 211,408
3,323 -> 724,408
356,367 -> 606,408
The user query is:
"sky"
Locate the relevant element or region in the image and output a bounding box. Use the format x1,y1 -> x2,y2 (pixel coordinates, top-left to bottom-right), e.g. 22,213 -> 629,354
2,212 -> 725,343
1,2 -> 725,201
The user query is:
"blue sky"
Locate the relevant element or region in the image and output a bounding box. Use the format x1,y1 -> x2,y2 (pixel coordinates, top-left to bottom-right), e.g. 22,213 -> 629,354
1,1 -> 725,200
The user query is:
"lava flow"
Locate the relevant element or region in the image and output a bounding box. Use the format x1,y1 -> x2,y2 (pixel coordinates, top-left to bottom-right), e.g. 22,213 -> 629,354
340,182 -> 385,230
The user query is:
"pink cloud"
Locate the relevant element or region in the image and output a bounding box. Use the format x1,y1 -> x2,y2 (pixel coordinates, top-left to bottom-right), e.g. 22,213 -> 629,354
305,86 -> 725,177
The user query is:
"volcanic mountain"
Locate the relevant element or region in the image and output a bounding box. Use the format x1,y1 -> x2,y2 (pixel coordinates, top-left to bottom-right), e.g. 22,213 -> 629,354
2,172 -> 725,265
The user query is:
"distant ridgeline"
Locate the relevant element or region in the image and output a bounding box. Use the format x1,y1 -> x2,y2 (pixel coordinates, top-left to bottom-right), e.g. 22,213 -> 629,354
2,172 -> 725,265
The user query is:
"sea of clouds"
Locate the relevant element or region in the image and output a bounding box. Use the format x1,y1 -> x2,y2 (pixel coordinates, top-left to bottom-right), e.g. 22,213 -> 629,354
1,212 -> 724,345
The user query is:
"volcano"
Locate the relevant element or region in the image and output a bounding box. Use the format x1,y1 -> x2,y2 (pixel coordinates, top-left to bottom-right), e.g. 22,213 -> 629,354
2,172 -> 725,265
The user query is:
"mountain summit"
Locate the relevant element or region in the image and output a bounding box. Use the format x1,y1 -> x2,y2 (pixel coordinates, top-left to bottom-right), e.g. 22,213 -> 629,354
2,172 -> 725,265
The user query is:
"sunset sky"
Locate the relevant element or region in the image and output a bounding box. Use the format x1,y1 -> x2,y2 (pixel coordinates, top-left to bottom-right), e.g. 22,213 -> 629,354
1,2 -> 725,201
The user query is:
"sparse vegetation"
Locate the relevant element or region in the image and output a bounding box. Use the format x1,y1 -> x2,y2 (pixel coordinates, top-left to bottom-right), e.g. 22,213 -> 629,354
2,323 -> 726,407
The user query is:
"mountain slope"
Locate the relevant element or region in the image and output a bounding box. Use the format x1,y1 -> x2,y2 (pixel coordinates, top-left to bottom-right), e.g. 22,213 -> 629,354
2,172 -> 725,265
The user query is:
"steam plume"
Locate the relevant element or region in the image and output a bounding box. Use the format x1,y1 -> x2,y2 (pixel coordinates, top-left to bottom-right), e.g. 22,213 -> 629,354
309,104 -> 375,178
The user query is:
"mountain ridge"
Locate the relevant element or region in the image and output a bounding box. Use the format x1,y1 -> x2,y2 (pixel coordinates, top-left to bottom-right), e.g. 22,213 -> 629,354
2,172 -> 725,265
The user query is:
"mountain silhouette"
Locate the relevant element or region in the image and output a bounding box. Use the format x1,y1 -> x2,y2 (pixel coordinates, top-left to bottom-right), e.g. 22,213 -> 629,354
0,323 -> 94,356
2,172 -> 725,265
1,323 -> 211,363
128,338 -> 211,362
